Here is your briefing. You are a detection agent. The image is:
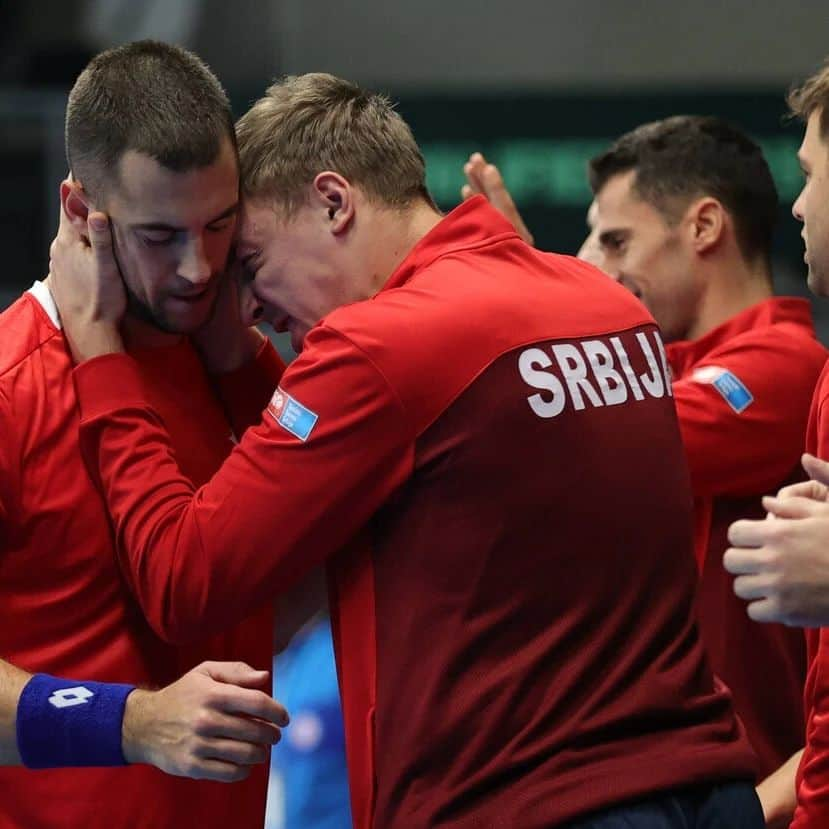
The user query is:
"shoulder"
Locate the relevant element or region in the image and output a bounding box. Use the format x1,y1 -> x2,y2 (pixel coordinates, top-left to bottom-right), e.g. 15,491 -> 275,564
696,319 -> 827,384
0,293 -> 62,380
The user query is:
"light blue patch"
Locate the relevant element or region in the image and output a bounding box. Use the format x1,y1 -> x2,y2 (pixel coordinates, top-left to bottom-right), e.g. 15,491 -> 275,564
277,394 -> 318,441
712,370 -> 753,414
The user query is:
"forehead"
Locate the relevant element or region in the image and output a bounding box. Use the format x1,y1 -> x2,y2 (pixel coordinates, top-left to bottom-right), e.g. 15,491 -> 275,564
108,139 -> 239,223
594,170 -> 666,229
237,200 -> 279,252
800,109 -> 829,163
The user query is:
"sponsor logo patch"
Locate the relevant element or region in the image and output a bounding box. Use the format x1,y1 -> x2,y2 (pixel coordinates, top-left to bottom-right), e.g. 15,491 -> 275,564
267,387 -> 318,441
691,365 -> 754,414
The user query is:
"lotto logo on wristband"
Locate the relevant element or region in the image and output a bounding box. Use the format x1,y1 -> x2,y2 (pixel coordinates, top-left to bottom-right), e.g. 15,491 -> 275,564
48,686 -> 95,709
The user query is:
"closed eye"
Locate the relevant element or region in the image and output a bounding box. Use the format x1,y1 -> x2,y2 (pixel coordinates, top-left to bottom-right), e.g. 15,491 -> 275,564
140,231 -> 176,246
207,217 -> 236,233
600,233 -> 627,254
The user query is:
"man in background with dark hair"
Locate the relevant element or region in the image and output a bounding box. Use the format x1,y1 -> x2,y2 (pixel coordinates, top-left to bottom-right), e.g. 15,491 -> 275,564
0,40 -> 287,827
464,116 -> 827,826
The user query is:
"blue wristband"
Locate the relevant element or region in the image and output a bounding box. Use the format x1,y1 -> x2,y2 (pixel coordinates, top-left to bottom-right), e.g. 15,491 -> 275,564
16,674 -> 136,769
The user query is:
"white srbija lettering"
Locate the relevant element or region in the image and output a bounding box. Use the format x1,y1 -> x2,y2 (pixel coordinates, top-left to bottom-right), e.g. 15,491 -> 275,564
519,330 -> 672,418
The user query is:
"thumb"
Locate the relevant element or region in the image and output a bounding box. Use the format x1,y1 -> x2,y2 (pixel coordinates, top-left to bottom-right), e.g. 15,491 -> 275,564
202,661 -> 271,688
87,213 -> 115,264
776,479 -> 829,502
803,453 -> 829,491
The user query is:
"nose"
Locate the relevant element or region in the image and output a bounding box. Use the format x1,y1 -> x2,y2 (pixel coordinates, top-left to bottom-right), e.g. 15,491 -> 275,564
178,236 -> 212,286
792,190 -> 805,223
577,233 -> 612,277
598,259 -> 621,282
238,278 -> 264,327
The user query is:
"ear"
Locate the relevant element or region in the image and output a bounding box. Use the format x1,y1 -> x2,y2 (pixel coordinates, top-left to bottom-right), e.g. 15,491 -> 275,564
311,172 -> 354,235
687,197 -> 726,256
60,179 -> 93,240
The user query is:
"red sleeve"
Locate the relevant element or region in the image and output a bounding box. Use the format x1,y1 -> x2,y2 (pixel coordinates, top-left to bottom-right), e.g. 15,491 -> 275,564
672,337 -> 817,498
74,327 -> 414,643
0,391 -> 13,547
795,646 -> 829,829
793,381 -> 829,828
210,337 -> 285,438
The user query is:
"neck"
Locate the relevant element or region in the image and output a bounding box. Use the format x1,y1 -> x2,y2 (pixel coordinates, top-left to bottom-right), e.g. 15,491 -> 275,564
685,256 -> 773,341
364,200 -> 443,295
43,274 -> 182,350
120,315 -> 182,351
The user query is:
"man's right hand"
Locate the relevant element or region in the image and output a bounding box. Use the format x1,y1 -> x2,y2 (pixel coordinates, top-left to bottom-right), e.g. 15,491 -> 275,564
122,661 -> 288,783
49,182 -> 126,362
190,257 -> 265,375
461,152 -> 535,246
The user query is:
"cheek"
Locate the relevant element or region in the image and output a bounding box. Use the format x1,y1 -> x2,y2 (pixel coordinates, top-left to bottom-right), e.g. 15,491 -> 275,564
124,246 -> 175,298
204,229 -> 235,268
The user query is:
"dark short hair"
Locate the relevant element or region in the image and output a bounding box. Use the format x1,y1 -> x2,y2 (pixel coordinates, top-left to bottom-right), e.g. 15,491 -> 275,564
788,59 -> 829,140
588,115 -> 778,266
65,40 -> 236,201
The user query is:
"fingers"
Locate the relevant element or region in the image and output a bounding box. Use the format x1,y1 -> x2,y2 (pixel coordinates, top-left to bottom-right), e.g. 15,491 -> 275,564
480,162 -> 509,200
745,596 -> 784,625
723,545 -> 771,575
189,757 -> 252,783
763,494 -> 826,520
728,517 -> 772,548
216,686 -> 289,725
733,573 -> 778,601
200,737 -> 272,767
204,711 -> 282,746
87,212 -> 113,253
462,152 -> 488,198
803,453 -> 829,488
202,660 -> 269,687
199,662 -> 289,726
776,478 -> 829,502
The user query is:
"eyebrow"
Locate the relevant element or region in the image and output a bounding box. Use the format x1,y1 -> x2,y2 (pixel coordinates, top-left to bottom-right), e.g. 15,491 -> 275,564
130,201 -> 239,233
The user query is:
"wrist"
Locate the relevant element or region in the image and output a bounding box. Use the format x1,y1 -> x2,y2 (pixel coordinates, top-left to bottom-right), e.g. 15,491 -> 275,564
121,688 -> 152,765
67,321 -> 125,363
17,674 -> 135,768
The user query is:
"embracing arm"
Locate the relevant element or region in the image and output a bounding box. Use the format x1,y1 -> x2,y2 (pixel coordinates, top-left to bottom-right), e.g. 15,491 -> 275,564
189,260 -> 286,437
74,328 -> 413,643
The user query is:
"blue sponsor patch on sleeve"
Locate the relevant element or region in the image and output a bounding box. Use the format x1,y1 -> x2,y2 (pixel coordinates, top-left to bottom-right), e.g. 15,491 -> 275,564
711,370 -> 753,414
267,387 -> 318,441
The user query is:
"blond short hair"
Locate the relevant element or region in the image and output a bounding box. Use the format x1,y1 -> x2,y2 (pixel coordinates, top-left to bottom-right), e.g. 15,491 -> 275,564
788,59 -> 829,139
236,73 -> 433,215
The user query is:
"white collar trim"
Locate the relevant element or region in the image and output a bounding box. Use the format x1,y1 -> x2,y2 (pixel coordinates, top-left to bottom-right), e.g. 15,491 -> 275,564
27,280 -> 61,330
